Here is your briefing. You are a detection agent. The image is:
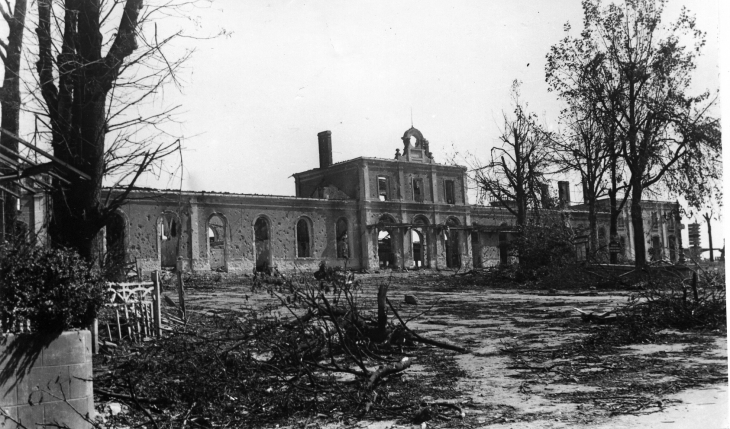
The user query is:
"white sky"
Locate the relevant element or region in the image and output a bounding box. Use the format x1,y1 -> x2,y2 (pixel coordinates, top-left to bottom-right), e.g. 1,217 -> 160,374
2,0 -> 725,254
135,0 -> 723,253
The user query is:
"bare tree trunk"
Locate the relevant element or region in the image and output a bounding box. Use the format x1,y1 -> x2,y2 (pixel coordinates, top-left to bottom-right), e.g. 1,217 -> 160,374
630,183 -> 646,267
0,0 -> 27,240
36,0 -> 143,259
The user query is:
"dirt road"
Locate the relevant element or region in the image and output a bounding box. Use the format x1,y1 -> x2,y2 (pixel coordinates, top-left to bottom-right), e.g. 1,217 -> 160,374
168,272 -> 728,428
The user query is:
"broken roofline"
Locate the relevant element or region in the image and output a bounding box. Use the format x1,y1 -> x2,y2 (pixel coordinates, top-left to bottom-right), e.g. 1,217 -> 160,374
292,156 -> 468,179
102,186 -> 357,202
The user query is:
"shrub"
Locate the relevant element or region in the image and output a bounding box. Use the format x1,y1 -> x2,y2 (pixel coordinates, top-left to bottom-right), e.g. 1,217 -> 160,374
0,242 -> 106,333
506,214 -> 577,281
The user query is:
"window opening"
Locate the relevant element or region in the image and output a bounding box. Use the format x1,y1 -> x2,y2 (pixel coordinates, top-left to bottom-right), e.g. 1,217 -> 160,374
254,217 -> 271,272
413,178 -> 423,202
378,176 -> 388,201
445,180 -> 455,204
336,218 -> 349,259
296,219 -> 311,258
209,215 -> 226,271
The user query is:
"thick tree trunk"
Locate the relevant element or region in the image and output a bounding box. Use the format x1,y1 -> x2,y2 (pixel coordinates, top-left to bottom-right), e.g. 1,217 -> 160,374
0,0 -> 27,240
630,184 -> 646,267
39,0 -> 143,260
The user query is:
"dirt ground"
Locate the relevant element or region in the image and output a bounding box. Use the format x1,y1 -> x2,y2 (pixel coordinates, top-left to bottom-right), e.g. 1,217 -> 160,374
164,272 -> 729,428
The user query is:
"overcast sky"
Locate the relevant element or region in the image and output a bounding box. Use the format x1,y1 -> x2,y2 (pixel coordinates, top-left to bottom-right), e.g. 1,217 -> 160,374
132,0 -> 722,250
143,0 -> 720,198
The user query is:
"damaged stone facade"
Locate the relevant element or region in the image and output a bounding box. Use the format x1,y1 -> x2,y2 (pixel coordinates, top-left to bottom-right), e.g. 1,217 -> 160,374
13,127 -> 684,275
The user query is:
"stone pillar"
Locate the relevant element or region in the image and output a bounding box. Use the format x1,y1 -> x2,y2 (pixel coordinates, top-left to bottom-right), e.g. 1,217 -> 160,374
188,198 -> 201,272
430,165 -> 438,203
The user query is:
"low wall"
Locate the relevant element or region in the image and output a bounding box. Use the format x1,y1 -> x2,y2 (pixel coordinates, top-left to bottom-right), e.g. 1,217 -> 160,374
0,330 -> 94,429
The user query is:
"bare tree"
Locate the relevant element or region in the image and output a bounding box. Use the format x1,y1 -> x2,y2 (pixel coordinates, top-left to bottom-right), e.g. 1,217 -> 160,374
549,102 -> 613,254
546,0 -> 721,266
0,0 -> 27,240
472,81 -> 550,226
30,0 -> 196,259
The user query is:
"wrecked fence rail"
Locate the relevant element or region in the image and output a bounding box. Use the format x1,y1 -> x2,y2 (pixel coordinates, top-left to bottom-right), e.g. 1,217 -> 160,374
93,271 -> 163,352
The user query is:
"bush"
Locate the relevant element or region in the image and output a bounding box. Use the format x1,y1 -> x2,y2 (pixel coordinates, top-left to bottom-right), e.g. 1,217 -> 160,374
506,214 -> 577,281
0,242 -> 106,333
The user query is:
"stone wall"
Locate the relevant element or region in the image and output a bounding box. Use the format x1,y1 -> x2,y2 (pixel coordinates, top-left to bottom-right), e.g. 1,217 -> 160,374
0,330 -> 94,429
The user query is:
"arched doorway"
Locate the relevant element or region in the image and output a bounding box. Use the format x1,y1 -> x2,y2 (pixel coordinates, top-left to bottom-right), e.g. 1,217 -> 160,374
412,215 -> 429,268
158,212 -> 180,268
445,217 -> 461,269
254,216 -> 271,272
378,214 -> 396,268
208,214 -> 227,271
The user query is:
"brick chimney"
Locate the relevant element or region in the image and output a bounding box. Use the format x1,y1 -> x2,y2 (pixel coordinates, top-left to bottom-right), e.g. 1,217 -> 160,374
318,131 -> 332,169
558,181 -> 571,204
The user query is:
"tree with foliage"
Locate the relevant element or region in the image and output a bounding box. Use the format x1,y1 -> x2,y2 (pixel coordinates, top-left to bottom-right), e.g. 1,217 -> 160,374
0,0 -> 27,241
546,0 -> 720,266
32,0 -> 190,260
472,81 -> 551,226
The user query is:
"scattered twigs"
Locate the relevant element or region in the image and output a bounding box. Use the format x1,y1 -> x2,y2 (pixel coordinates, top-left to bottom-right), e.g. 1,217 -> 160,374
386,298 -> 470,354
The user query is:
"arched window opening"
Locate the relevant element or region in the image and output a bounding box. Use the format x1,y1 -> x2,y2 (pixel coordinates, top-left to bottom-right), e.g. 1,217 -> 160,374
254,217 -> 271,272
411,229 -> 423,268
336,218 -> 349,259
412,215 -> 429,268
296,218 -> 311,258
209,214 -> 226,271
159,213 -> 180,268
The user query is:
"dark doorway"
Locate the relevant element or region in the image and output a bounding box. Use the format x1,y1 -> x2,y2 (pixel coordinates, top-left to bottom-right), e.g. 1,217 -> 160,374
159,213 -> 180,268
445,218 -> 460,269
471,231 -> 481,268
254,217 -> 271,272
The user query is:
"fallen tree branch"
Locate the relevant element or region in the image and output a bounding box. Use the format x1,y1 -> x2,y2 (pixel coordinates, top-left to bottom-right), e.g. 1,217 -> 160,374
367,358 -> 412,389
386,298 -> 470,354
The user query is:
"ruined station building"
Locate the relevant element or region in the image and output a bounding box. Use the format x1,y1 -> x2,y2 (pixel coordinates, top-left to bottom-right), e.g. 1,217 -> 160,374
15,128 -> 685,275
